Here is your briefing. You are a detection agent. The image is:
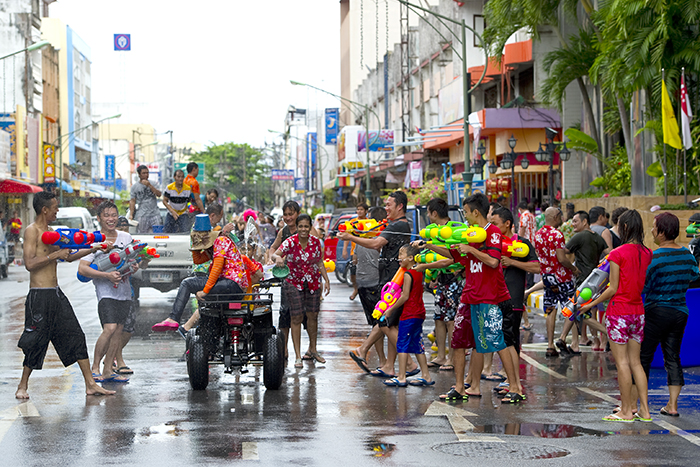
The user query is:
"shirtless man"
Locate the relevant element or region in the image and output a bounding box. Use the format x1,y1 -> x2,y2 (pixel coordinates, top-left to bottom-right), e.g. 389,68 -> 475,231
16,191 -> 115,399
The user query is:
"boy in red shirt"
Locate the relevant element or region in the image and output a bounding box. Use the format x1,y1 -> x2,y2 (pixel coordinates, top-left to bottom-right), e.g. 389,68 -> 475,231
417,193 -> 523,403
381,244 -> 433,387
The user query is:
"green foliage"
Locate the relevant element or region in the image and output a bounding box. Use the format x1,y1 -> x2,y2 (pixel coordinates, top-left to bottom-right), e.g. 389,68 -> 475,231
659,204 -> 694,210
564,127 -> 600,157
568,189 -> 606,199
405,177 -> 446,206
589,144 -> 631,194
193,142 -> 274,212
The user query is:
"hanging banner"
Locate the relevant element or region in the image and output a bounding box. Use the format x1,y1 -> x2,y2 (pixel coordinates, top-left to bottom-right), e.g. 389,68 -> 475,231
271,169 -> 294,180
43,144 -> 55,183
294,177 -> 305,193
105,154 -> 115,181
325,108 -> 339,145
357,129 -> 394,152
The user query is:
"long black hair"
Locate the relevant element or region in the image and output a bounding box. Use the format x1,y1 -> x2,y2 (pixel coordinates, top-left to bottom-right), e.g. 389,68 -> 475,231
618,209 -> 648,249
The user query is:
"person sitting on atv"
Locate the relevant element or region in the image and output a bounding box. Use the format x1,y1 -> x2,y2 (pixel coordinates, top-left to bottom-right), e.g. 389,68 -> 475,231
152,214 -> 248,334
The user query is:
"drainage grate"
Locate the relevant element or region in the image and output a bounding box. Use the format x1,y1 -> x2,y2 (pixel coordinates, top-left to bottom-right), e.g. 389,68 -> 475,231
433,442 -> 570,459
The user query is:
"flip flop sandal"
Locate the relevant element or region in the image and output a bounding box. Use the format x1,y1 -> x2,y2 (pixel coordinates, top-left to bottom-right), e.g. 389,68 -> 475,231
567,346 -> 582,355
406,368 -> 420,377
349,351 -> 370,373
311,352 -> 326,364
114,366 -> 133,375
482,373 -> 507,382
383,378 -> 408,387
660,408 -> 680,417
440,388 -> 468,401
92,372 -> 104,382
634,413 -> 653,422
501,392 -> 525,404
439,364 -> 454,371
602,413 -> 634,422
427,361 -> 441,368
465,392 -> 482,398
408,378 -> 435,386
301,352 -> 314,361
555,340 -> 569,354
371,368 -> 396,378
102,373 -> 129,383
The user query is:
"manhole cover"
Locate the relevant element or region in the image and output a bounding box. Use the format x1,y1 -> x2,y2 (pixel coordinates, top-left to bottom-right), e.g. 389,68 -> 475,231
434,442 -> 570,459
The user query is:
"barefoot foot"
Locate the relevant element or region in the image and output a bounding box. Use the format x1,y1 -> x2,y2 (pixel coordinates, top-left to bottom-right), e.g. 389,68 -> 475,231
15,387 -> 29,399
86,382 -> 116,396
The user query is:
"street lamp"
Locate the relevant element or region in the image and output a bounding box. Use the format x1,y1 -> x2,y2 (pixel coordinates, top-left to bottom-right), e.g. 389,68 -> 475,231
290,80 -> 381,203
54,113 -> 122,204
0,40 -> 51,61
537,129 -> 571,205
500,134 -> 518,211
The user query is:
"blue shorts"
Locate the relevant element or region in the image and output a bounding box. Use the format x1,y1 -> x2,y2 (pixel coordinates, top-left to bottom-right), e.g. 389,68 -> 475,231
470,303 -> 506,354
397,318 -> 425,354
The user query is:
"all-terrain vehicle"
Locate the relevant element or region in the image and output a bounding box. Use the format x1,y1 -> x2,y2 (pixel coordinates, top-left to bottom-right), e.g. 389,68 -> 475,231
186,278 -> 285,390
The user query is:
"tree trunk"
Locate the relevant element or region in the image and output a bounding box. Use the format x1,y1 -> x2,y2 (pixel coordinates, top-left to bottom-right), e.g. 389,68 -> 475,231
617,96 -> 633,165
577,77 -> 604,172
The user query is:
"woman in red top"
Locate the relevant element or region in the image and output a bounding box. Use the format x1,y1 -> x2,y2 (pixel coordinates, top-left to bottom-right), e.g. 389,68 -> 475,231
271,214 -> 330,368
581,210 -> 652,423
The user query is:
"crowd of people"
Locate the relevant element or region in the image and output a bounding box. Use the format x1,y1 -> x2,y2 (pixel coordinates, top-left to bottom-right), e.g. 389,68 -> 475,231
13,181 -> 700,421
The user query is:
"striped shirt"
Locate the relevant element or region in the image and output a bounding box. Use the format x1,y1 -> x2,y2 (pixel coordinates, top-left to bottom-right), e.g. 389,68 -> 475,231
163,182 -> 192,215
642,247 -> 699,314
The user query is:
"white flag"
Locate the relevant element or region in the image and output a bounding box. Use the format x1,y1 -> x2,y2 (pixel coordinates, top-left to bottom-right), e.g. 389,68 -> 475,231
681,71 -> 693,150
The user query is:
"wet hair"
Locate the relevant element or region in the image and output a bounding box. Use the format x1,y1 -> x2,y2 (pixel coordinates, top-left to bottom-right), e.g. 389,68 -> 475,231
400,243 -> 421,259
388,191 -> 408,212
206,203 -> 223,215
96,200 -> 118,217
589,206 -> 606,224
492,207 -> 514,229
174,169 -> 184,178
357,203 -> 369,211
463,192 -> 489,218
574,210 -> 589,225
282,200 -> 301,213
186,162 -> 198,174
611,207 -> 629,226
116,216 -> 129,230
33,191 -> 56,214
427,198 -> 449,218
654,212 -> 680,240
369,206 -> 387,221
136,164 -> 148,175
618,209 -> 646,246
517,200 -> 528,210
206,188 -> 219,198
296,213 -> 312,226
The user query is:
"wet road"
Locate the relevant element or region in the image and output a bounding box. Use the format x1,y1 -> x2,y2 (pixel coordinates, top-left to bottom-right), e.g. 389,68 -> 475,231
1,262 -> 700,466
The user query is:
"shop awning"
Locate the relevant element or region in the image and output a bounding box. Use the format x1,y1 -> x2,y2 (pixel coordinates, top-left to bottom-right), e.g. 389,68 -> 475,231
0,179 -> 44,194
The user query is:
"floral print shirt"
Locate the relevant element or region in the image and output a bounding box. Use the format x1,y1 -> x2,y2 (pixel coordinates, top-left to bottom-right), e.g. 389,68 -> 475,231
519,210 -> 537,243
213,236 -> 249,289
534,225 -> 572,283
279,234 -> 323,292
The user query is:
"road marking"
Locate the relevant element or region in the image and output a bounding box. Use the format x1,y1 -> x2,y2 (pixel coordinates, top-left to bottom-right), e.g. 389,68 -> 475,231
242,442 -> 259,460
521,351 -> 700,447
424,401 -> 502,443
0,402 -> 40,445
519,353 -> 566,380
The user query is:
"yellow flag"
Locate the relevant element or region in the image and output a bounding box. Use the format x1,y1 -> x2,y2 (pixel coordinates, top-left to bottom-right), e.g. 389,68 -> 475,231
662,80 -> 683,150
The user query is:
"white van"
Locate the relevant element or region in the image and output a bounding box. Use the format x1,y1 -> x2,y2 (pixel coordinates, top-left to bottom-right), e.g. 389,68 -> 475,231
50,206 -> 99,231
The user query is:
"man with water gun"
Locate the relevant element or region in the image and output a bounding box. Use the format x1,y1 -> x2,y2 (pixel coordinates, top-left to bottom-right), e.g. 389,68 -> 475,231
416,193 -> 524,403
340,192 -> 419,378
78,201 -> 143,383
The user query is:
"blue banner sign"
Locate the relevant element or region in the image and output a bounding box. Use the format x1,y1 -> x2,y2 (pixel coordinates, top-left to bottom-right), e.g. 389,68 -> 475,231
105,154 -> 115,181
114,34 -> 131,51
325,108 -> 339,145
271,169 -> 294,181
294,177 -> 305,193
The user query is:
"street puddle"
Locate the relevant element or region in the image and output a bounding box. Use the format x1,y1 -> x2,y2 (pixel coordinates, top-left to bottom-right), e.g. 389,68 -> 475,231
472,423 -> 609,438
366,439 -> 396,457
135,422 -> 187,443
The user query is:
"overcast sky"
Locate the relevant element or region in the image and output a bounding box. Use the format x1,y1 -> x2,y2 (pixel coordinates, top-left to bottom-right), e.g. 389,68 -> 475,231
49,0 -> 341,148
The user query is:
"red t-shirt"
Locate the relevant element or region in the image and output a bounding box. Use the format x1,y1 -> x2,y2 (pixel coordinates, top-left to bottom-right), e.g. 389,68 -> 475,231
400,269 -> 426,320
606,243 -> 652,316
450,223 -> 511,305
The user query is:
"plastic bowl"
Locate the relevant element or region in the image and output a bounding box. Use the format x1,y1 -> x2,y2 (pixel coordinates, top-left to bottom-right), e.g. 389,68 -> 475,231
272,265 -> 290,279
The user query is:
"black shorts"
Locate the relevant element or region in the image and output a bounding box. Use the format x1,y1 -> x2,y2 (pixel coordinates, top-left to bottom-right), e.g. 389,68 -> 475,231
378,304 -> 403,328
358,285 -> 381,326
18,288 -> 89,370
123,300 -> 138,334
98,298 -> 130,326
500,300 -> 520,351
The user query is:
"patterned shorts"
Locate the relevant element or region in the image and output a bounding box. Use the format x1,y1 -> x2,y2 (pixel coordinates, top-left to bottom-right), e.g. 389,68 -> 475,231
434,277 -> 464,322
451,303 -> 475,350
542,274 -> 575,315
283,281 -> 321,318
605,314 -> 645,344
470,303 -> 507,354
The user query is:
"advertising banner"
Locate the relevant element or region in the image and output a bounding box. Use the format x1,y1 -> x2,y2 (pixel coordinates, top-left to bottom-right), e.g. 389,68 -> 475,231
294,177 -> 305,193
325,108 -> 339,145
357,129 -> 394,152
272,169 -> 294,181
307,132 -> 317,166
105,154 -> 115,181
44,144 -> 56,183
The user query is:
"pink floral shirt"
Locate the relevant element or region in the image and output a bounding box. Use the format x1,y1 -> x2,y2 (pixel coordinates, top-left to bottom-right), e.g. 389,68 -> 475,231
534,225 -> 572,284
213,236 -> 249,289
279,234 -> 323,292
519,210 -> 537,243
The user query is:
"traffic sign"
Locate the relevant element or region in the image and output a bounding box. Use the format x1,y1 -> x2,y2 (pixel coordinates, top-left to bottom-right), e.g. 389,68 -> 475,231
114,34 -> 131,51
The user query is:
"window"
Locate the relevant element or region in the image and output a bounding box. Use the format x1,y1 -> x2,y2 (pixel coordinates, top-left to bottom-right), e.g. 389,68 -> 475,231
473,15 -> 485,47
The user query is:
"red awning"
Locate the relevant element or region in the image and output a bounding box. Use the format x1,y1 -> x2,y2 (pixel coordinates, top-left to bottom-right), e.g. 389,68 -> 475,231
0,179 -> 44,194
